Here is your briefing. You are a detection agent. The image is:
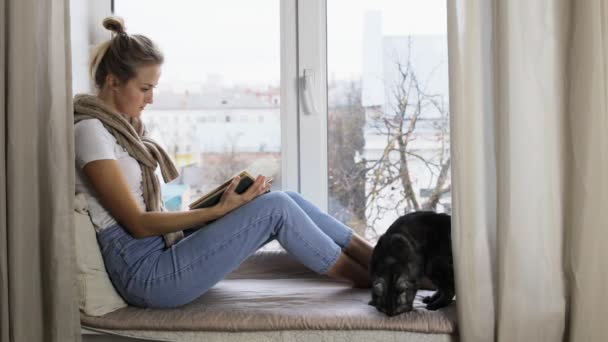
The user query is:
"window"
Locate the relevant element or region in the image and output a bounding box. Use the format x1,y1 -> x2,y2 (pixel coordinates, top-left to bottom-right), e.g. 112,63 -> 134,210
326,0 -> 450,241
70,0 -> 450,242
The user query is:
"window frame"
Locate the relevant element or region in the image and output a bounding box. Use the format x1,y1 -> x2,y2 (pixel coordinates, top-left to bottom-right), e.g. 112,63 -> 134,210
296,0 -> 329,211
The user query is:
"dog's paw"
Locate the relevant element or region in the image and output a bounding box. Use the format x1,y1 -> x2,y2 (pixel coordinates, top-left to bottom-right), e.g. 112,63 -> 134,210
426,298 -> 452,311
422,296 -> 433,304
426,302 -> 441,310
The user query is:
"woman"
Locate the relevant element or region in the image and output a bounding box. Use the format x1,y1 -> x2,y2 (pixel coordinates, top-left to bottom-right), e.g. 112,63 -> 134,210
75,16 -> 372,309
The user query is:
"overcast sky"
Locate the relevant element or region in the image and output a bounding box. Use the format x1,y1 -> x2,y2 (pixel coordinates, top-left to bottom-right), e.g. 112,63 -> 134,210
115,0 -> 446,90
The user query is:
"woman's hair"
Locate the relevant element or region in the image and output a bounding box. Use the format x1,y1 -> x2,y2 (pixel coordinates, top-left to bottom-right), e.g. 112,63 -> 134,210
89,16 -> 164,89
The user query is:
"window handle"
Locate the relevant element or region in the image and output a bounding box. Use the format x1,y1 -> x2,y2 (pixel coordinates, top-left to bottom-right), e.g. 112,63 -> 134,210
300,69 -> 318,115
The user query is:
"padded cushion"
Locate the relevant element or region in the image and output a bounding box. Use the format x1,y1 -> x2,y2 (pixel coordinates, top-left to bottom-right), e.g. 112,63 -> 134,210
74,193 -> 128,316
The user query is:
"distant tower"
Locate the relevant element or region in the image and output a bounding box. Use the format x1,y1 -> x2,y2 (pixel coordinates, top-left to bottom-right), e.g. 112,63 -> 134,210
361,11 -> 384,107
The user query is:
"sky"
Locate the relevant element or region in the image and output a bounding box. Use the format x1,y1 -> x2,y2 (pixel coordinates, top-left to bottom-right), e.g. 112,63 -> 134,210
115,0 -> 447,91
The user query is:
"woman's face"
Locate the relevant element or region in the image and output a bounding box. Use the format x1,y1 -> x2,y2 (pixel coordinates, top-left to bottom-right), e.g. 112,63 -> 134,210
112,64 -> 161,118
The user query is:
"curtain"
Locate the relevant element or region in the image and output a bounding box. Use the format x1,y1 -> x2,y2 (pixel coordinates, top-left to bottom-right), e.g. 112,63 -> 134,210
448,0 -> 608,341
565,1 -> 608,340
0,0 -> 81,341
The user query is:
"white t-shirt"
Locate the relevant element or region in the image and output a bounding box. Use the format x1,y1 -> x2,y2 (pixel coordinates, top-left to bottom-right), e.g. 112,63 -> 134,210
75,119 -> 146,232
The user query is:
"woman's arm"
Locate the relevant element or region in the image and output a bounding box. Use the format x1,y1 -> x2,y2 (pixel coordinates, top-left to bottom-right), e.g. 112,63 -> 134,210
83,159 -> 270,239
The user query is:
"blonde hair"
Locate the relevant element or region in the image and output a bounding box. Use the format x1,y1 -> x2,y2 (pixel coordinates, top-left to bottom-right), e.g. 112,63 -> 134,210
89,16 -> 164,89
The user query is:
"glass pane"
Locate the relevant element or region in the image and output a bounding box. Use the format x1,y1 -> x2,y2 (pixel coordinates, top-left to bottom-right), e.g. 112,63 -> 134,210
115,0 -> 281,212
327,0 -> 450,242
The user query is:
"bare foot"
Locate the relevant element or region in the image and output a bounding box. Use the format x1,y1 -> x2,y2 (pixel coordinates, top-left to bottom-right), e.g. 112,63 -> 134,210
344,233 -> 374,270
326,252 -> 371,288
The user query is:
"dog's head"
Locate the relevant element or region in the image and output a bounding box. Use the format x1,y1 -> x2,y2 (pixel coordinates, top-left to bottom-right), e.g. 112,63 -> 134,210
368,233 -> 420,316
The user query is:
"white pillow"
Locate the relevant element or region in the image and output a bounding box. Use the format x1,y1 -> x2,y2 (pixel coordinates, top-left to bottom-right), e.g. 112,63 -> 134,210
74,193 -> 128,316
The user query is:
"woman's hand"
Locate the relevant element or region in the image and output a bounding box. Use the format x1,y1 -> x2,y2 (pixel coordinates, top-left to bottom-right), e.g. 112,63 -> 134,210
216,175 -> 272,216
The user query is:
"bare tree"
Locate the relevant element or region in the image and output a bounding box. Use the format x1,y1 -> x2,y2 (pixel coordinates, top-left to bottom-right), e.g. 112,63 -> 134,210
364,41 -> 451,237
328,81 -> 367,236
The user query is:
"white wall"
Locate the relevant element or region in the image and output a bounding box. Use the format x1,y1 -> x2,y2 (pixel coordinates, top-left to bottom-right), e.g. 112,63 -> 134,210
70,0 -> 112,94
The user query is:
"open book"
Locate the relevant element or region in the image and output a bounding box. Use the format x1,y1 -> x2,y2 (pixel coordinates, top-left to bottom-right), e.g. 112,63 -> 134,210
188,171 -> 272,210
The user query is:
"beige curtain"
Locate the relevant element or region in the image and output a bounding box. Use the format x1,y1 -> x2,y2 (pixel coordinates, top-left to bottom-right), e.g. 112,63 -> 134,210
0,0 -> 81,341
448,0 -> 608,341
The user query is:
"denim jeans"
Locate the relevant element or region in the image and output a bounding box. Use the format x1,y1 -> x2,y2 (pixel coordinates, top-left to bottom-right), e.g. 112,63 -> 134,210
97,191 -> 354,308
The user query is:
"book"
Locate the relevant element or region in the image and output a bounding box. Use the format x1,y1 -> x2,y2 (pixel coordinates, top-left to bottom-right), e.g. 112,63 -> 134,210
188,171 -> 272,210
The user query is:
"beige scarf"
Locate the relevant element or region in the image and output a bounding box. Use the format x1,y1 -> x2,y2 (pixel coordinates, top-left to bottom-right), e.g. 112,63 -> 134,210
74,94 -> 184,247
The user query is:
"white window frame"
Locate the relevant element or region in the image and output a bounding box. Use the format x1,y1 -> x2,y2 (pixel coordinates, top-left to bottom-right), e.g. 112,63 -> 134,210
81,0 -> 329,211
280,0 -> 301,195
295,0 -> 329,211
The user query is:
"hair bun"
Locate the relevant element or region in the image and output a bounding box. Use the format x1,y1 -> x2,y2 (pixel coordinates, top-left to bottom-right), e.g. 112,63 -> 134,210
102,16 -> 126,35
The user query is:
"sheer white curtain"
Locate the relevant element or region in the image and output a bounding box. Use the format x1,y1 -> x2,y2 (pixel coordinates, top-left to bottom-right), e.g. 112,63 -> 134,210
0,0 -> 80,341
448,0 -> 608,341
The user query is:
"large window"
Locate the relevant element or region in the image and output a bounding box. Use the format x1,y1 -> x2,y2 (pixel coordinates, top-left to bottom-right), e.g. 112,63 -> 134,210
71,0 -> 450,243
115,0 -> 282,211
327,0 -> 450,241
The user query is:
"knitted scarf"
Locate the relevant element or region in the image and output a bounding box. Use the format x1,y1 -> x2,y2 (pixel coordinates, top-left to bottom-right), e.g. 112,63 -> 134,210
74,94 -> 184,247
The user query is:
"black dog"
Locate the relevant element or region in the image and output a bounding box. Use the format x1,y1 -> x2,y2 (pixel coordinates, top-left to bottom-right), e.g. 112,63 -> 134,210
369,211 -> 454,316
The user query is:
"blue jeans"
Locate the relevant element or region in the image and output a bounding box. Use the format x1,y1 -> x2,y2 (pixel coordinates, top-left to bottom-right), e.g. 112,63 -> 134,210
97,191 -> 354,308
